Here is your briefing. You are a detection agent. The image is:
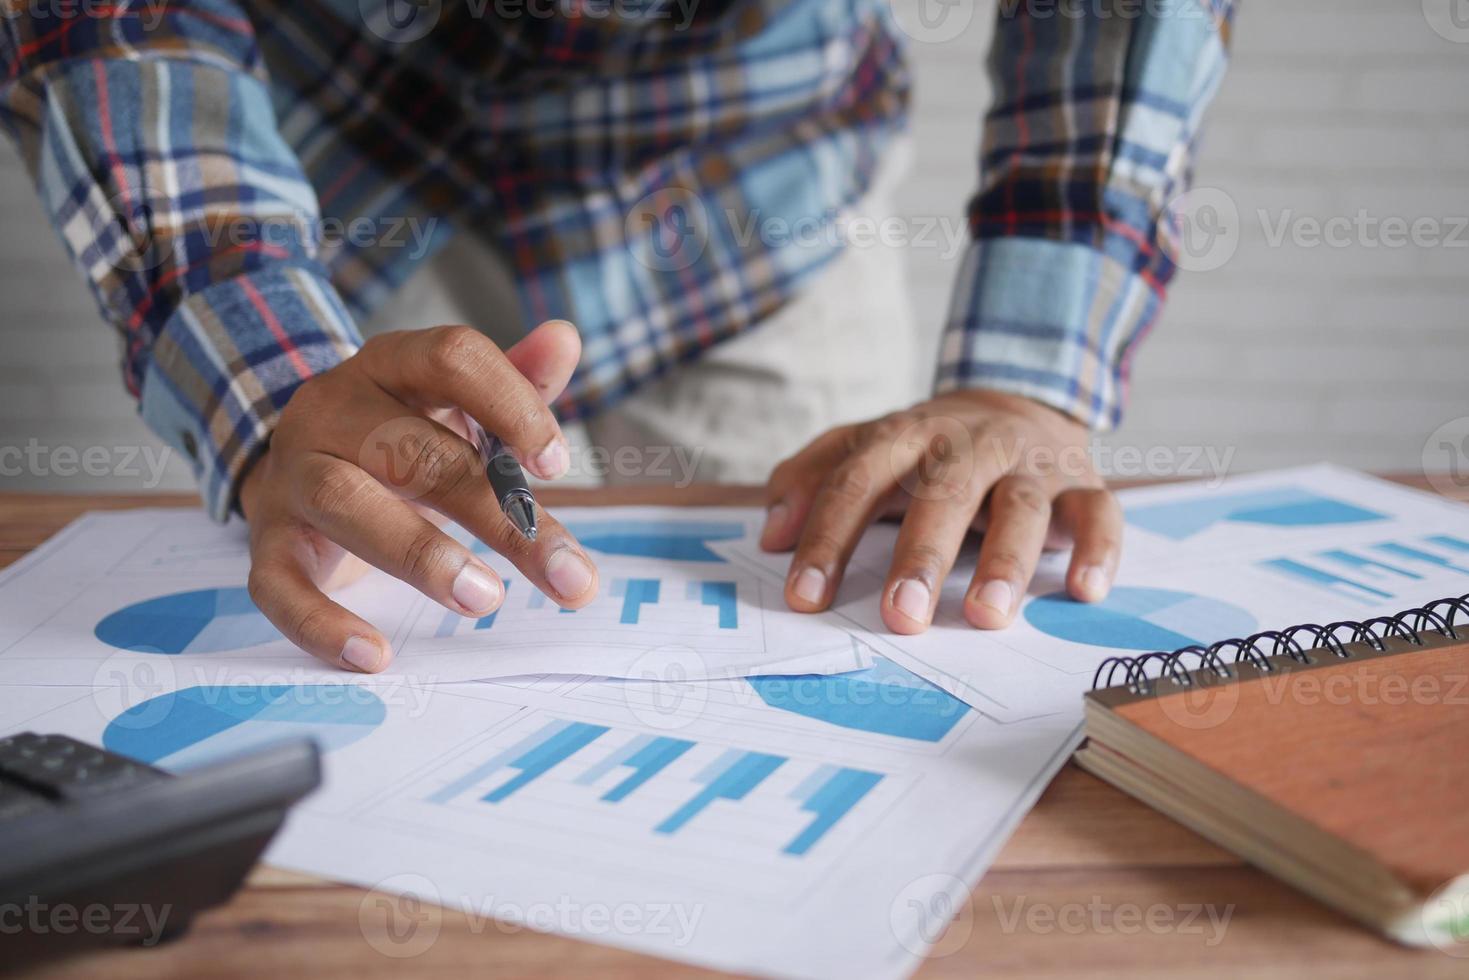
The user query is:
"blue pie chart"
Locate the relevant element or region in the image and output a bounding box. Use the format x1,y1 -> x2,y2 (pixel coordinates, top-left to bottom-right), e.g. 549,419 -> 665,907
1024,587 -> 1257,652
103,684 -> 385,769
96,587 -> 280,654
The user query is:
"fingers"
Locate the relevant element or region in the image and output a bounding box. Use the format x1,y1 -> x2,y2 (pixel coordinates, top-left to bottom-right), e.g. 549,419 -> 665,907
782,462 -> 887,612
503,319 -> 582,405
1056,486 -> 1123,603
760,427 -> 855,552
333,403 -> 601,607
783,417 -> 937,613
454,500 -> 601,609
880,494 -> 985,635
965,475 -> 1055,629
277,379 -> 600,613
356,325 -> 570,480
293,452 -> 504,617
762,389 -> 1121,633
247,531 -> 391,673
878,421 -> 1008,633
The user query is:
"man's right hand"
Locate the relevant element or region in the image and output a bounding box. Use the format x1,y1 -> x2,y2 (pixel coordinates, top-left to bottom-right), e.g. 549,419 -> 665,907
237,321 -> 601,673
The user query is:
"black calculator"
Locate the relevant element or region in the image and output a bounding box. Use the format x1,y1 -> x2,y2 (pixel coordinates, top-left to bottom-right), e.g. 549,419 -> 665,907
0,733 -> 320,970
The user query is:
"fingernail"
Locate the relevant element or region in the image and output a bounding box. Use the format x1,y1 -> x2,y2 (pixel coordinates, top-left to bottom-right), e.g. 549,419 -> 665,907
341,635 -> 384,673
533,440 -> 569,480
546,548 -> 595,600
973,579 -> 1015,616
1079,565 -> 1110,602
452,562 -> 502,614
892,579 -> 931,624
791,566 -> 827,606
761,502 -> 790,545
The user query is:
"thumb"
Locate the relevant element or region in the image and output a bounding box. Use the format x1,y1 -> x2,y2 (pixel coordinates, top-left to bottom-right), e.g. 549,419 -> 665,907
505,319 -> 581,405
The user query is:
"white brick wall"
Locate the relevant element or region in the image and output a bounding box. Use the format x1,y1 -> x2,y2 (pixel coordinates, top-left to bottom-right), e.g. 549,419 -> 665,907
893,0 -> 1469,477
0,0 -> 1464,494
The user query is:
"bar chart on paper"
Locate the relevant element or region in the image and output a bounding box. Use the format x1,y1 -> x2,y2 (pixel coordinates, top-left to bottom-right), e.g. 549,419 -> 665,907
381,712 -> 899,895
402,514 -> 806,654
423,576 -> 742,641
1259,534 -> 1469,605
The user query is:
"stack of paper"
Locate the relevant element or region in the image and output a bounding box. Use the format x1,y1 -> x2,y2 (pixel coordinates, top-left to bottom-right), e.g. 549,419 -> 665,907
2,466 -> 1466,977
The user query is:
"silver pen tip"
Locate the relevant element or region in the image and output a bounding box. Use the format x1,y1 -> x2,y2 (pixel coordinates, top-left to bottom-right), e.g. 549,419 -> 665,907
505,495 -> 538,541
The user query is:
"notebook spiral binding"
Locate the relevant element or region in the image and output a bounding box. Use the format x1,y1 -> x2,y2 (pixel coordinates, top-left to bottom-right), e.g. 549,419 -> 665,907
1091,593 -> 1469,697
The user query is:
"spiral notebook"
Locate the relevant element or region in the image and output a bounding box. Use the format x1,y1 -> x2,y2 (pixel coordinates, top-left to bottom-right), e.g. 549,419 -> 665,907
1076,596 -> 1469,950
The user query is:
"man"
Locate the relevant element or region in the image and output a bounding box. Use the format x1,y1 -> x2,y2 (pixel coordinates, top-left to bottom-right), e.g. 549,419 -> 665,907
0,0 -> 1232,672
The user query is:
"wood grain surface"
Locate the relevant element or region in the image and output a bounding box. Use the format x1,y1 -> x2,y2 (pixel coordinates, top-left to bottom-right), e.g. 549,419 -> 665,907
4,477 -> 1465,978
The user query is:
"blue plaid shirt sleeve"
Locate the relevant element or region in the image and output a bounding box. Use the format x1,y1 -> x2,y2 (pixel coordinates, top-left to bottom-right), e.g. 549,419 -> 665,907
0,3 -> 360,520
936,0 -> 1236,430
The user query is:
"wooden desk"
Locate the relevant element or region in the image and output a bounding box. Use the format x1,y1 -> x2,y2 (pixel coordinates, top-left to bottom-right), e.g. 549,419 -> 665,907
6,479 -> 1465,979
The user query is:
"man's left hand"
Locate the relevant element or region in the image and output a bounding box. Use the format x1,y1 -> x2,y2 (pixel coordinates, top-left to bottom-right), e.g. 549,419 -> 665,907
761,390 -> 1122,633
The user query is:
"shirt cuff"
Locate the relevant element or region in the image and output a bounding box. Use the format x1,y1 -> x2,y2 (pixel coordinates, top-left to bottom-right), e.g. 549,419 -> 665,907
139,266 -> 362,522
934,237 -> 1164,431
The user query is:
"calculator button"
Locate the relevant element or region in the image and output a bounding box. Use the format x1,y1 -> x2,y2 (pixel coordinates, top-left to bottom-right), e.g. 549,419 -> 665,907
0,781 -> 45,820
0,733 -> 164,803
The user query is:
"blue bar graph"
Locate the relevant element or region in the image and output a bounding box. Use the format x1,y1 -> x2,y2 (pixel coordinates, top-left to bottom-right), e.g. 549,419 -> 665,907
434,609 -> 458,638
475,578 -> 512,630
699,581 -> 738,630
1261,534 -> 1469,604
428,719 -> 562,803
482,722 -> 609,802
1374,542 -> 1469,576
619,578 -> 661,625
1321,550 -> 1422,581
1261,558 -> 1393,601
655,749 -> 785,836
575,733 -> 696,801
574,734 -> 648,786
524,590 -> 573,614
785,766 -> 884,856
428,718 -> 887,858
428,567 -> 749,637
435,579 -> 514,635
425,719 -> 608,804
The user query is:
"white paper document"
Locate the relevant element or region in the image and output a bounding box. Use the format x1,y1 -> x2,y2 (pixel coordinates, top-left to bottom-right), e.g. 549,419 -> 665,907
3,466 -> 1465,978
0,506 -> 865,687
715,466 -> 1469,721
0,657 -> 1077,980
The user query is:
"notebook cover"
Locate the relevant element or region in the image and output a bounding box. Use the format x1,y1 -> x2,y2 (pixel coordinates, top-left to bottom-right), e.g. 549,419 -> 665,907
1111,642 -> 1469,897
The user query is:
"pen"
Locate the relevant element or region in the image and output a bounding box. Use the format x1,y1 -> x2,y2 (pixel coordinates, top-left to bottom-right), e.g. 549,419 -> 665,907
462,412 -> 538,541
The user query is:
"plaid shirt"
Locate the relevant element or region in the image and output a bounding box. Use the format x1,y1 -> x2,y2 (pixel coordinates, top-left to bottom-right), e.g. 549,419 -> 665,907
1,0 -> 1233,520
